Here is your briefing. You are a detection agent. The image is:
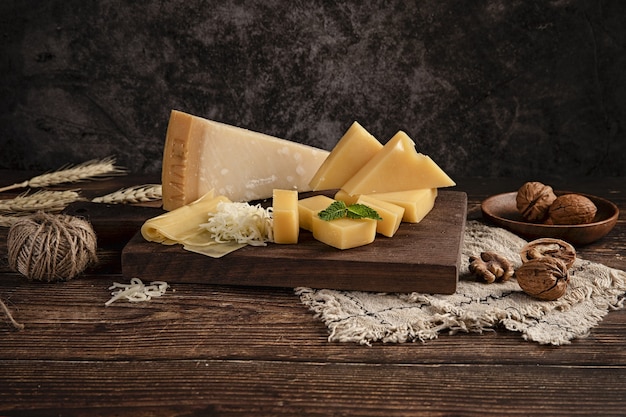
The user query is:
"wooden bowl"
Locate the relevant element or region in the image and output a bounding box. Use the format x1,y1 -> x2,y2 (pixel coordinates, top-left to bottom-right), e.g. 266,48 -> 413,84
481,191 -> 619,246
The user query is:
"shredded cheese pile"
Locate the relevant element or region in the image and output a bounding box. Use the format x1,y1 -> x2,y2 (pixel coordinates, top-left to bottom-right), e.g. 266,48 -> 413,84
200,201 -> 274,246
105,278 -> 169,306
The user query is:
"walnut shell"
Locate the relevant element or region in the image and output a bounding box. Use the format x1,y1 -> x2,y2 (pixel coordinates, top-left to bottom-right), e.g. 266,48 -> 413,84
548,194 -> 597,225
516,182 -> 557,222
520,238 -> 576,270
469,251 -> 514,283
515,258 -> 569,301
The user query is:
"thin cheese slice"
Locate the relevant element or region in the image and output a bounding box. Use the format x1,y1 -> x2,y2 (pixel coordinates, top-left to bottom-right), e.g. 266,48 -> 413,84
309,121 -> 382,191
297,195 -> 335,232
141,190 -> 229,246
355,195 -> 404,237
272,189 -> 299,244
341,131 -> 455,195
161,110 -> 330,210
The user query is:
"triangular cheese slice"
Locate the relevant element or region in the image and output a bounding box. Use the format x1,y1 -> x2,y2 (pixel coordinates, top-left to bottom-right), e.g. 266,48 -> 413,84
161,110 -> 330,210
308,121 -> 382,191
341,131 -> 455,195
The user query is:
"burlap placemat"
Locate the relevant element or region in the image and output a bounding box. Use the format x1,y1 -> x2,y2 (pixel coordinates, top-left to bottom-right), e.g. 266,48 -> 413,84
296,220 -> 626,345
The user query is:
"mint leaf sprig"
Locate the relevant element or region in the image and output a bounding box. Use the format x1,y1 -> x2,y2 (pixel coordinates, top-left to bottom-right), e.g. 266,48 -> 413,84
318,201 -> 382,221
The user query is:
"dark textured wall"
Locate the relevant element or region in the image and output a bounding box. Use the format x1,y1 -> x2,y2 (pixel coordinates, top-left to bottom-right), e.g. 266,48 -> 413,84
1,0 -> 625,179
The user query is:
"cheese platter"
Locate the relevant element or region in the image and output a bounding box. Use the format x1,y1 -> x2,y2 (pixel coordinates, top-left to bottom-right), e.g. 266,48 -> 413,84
121,190 -> 467,294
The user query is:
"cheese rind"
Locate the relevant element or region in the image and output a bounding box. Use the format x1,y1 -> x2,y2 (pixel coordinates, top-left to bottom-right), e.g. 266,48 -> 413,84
341,131 -> 455,195
272,189 -> 299,244
308,121 -> 382,191
355,195 -> 404,237
297,195 -> 335,232
161,110 -> 329,210
312,216 -> 377,250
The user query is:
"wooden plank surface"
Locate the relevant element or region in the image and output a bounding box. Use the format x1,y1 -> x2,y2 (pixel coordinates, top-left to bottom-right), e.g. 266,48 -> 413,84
2,359 -> 625,417
1,172 -> 625,417
121,191 -> 467,294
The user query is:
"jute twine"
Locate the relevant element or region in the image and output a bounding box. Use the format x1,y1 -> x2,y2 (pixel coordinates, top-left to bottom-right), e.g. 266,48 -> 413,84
7,211 -> 98,282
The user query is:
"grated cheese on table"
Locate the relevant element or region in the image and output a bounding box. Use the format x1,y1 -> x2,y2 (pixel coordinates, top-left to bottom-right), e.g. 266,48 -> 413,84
105,278 -> 169,306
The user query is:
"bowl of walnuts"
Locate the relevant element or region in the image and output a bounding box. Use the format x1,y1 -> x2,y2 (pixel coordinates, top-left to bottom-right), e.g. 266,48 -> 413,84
481,181 -> 619,245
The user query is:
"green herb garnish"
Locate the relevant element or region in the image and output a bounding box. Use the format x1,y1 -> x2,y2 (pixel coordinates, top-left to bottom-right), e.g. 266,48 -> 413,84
318,201 -> 382,221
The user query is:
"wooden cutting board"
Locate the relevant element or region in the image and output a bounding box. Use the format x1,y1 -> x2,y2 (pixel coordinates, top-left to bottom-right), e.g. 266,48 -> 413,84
121,190 -> 467,294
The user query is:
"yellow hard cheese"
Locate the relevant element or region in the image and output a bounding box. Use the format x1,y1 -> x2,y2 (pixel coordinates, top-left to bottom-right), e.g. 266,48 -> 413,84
272,189 -> 299,244
309,121 -> 382,191
341,131 -> 455,195
311,216 -> 377,250
333,189 -> 359,205
161,110 -> 329,210
297,194 -> 335,232
336,188 -> 438,223
355,195 -> 404,237
368,188 -> 437,223
141,190 -> 229,246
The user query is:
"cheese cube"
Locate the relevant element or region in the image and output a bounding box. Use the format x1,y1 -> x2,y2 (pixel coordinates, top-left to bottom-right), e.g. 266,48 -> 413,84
356,195 -> 404,237
312,216 -> 377,250
297,195 -> 335,232
272,189 -> 299,244
341,131 -> 455,195
309,121 -> 382,191
161,110 -> 329,210
367,188 -> 438,223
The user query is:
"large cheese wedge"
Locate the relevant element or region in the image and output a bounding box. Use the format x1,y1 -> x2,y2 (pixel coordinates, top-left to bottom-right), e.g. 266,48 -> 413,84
161,110 -> 330,210
341,131 -> 455,195
308,121 -> 382,191
272,189 -> 299,244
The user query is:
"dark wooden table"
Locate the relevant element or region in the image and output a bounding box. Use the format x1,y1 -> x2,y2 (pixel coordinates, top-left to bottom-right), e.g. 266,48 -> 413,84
1,171 -> 625,417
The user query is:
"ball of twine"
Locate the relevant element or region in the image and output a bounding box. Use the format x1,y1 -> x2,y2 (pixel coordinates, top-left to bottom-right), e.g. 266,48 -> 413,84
7,211 -> 98,282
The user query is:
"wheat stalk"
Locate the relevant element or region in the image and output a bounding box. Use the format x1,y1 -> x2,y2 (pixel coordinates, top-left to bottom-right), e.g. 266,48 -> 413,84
0,157 -> 126,193
92,184 -> 162,204
0,215 -> 19,227
0,190 -> 82,214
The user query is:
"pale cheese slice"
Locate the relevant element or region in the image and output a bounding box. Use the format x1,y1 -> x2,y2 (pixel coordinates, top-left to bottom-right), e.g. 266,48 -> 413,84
308,121 -> 382,191
141,190 -> 247,258
341,131 -> 455,195
161,110 -> 330,210
141,190 -> 229,247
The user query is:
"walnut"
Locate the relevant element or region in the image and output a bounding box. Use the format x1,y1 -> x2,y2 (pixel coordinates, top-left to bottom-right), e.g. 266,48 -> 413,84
548,194 -> 597,225
520,238 -> 576,270
515,258 -> 569,301
515,181 -> 557,222
469,251 -> 514,283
